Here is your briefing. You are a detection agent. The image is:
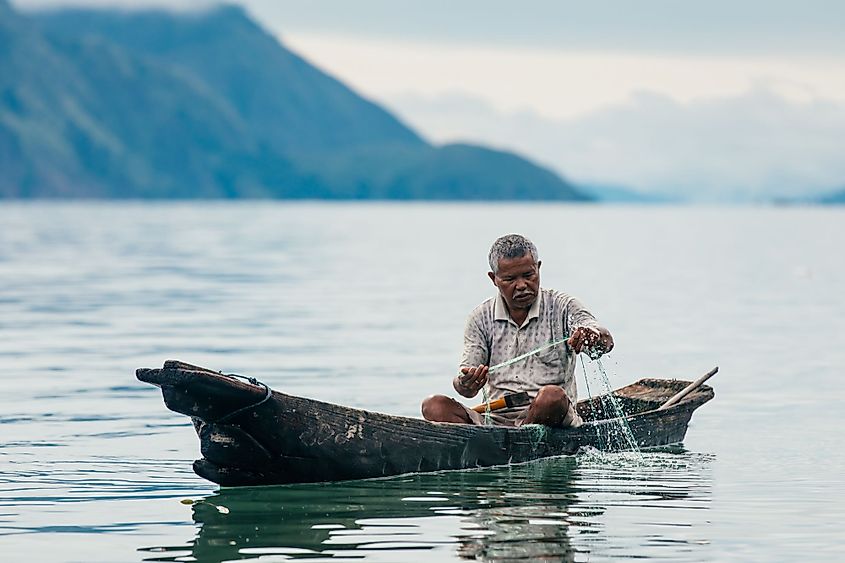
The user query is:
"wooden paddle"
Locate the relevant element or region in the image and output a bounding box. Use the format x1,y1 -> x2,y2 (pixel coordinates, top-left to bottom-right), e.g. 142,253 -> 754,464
472,391 -> 531,413
657,366 -> 718,411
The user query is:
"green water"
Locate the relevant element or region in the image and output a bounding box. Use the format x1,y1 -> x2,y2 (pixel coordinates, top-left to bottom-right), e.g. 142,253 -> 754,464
2,203 -> 844,562
140,452 -> 711,562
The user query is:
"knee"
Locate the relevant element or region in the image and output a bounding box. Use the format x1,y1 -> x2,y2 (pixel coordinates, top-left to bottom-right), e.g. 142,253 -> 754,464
534,386 -> 570,411
421,394 -> 454,422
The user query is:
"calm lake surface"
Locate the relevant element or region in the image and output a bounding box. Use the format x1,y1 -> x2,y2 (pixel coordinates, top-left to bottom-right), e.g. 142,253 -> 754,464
1,202 -> 843,562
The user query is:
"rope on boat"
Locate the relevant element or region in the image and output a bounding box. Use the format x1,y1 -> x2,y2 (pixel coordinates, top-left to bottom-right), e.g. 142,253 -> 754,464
580,355 -> 607,449
523,423 -> 547,450
590,358 -> 641,454
481,386 -> 492,425
214,373 -> 273,424
486,332 -> 604,376
487,336 -> 570,373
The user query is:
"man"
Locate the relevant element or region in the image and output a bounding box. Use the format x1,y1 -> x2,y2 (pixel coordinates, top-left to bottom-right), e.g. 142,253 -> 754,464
421,234 -> 613,427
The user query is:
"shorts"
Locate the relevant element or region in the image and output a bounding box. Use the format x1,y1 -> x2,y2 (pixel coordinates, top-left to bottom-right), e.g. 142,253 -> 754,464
459,401 -> 582,428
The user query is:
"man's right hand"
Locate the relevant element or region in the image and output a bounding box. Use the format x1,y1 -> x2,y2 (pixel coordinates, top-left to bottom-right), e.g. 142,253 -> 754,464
454,364 -> 489,398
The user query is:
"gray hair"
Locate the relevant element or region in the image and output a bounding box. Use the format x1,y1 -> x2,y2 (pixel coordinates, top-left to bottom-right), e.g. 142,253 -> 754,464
488,234 -> 539,274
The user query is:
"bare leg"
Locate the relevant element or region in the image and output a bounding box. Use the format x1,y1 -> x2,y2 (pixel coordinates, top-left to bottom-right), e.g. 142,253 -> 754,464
421,395 -> 474,424
521,386 -> 572,428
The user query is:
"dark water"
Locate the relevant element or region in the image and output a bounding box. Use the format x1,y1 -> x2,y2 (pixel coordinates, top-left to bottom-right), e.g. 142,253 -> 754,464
1,203 -> 843,561
141,451 -> 712,562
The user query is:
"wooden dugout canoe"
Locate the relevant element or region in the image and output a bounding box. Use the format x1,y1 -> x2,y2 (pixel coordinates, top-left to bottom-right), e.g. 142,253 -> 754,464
136,360 -> 714,487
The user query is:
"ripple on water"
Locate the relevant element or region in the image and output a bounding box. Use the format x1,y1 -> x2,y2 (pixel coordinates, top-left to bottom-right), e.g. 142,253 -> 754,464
129,451 -> 713,562
3,204 -> 842,561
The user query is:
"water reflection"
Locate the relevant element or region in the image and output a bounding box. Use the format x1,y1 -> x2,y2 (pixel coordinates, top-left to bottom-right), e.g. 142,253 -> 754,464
141,448 -> 712,562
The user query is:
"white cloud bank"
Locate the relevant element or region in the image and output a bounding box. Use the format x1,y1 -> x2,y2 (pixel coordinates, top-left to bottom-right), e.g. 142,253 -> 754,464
388,87 -> 845,201
284,33 -> 845,122
281,33 -> 845,202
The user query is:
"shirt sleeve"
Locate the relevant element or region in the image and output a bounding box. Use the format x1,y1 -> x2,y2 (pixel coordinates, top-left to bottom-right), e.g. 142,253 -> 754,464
563,296 -> 601,335
460,314 -> 490,370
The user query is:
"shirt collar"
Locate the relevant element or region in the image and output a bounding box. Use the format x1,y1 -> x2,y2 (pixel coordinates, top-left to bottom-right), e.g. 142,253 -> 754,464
494,291 -> 542,326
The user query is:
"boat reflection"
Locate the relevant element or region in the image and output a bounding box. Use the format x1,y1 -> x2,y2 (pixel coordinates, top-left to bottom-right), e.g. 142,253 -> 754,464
140,448 -> 712,562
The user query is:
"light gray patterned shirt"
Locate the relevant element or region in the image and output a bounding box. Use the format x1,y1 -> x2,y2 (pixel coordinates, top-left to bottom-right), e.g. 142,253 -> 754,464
460,288 -> 601,414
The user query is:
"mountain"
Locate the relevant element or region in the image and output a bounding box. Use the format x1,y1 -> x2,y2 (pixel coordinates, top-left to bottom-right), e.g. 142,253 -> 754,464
33,5 -> 424,155
819,188 -> 845,204
579,183 -> 680,203
0,2 -> 589,200
1,1 -> 298,197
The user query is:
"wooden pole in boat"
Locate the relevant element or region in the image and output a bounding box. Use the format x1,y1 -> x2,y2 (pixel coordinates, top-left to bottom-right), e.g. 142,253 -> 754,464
657,366 -> 719,411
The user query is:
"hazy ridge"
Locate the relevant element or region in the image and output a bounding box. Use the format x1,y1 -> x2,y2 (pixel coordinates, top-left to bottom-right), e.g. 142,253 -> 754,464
0,1 -> 588,200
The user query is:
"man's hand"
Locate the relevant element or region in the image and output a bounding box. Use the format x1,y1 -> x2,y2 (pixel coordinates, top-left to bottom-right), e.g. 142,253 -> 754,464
454,364 -> 489,398
568,326 -> 614,359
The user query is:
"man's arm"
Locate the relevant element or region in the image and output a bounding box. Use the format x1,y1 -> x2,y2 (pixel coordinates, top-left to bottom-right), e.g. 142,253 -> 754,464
457,314 -> 491,398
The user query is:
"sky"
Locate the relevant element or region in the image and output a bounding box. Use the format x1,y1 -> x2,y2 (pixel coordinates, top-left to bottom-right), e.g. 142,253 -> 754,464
15,0 -> 845,200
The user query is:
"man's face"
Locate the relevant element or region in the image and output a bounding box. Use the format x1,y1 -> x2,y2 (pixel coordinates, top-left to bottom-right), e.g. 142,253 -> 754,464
488,254 -> 541,312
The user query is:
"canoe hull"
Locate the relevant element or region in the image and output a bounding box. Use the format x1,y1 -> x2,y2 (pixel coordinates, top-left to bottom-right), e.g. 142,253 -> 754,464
137,360 -> 713,486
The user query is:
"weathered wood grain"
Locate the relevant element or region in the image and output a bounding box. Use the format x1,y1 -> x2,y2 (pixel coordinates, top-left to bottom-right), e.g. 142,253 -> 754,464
137,360 -> 714,486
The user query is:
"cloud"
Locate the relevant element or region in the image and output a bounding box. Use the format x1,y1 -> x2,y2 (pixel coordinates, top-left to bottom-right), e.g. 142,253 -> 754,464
15,1 -> 845,56
387,87 -> 845,201
13,0 -> 215,10
282,33 -> 845,121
